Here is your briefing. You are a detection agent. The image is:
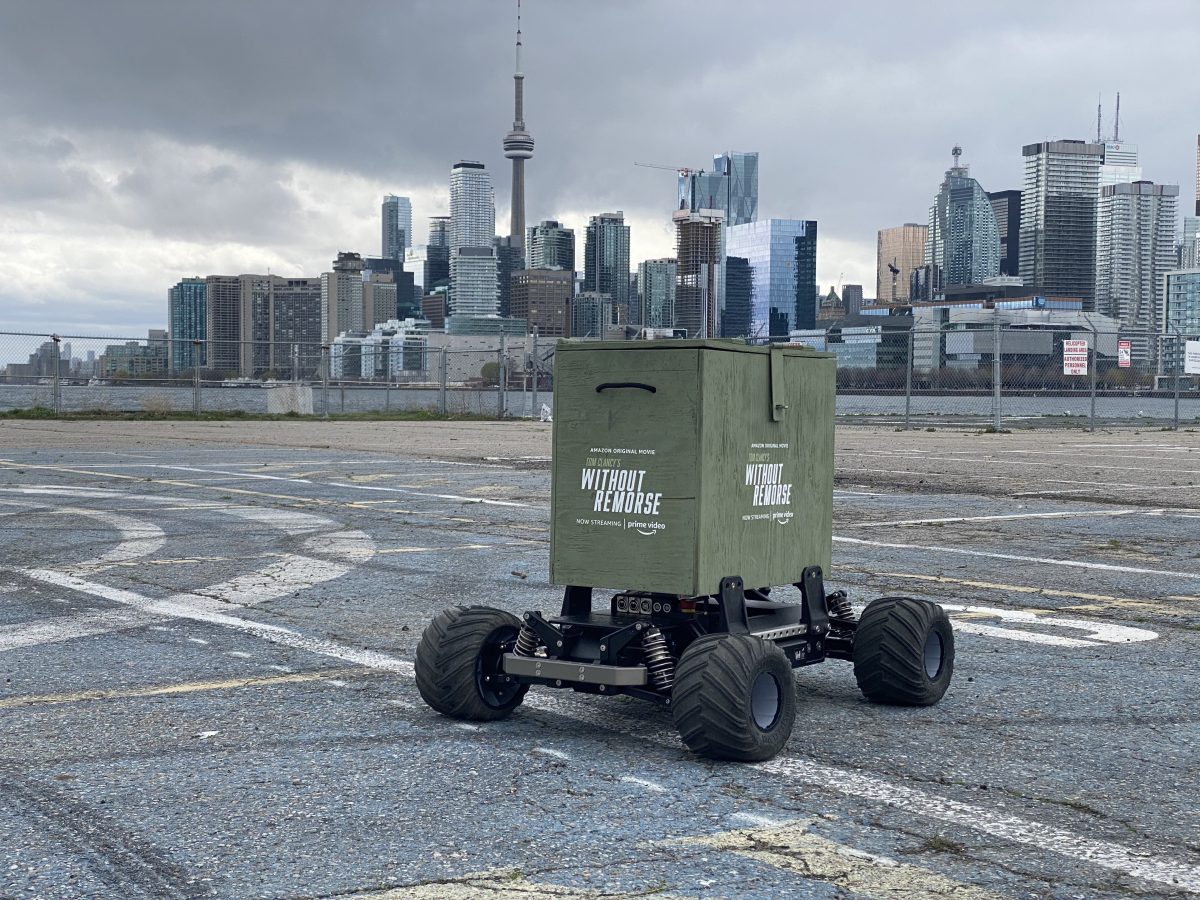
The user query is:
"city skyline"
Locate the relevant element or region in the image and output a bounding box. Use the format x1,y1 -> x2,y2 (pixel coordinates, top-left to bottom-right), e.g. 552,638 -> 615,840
0,1 -> 1197,333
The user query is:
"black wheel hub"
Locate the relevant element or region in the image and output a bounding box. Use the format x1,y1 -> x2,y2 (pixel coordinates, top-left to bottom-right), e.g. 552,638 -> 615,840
476,627 -> 521,708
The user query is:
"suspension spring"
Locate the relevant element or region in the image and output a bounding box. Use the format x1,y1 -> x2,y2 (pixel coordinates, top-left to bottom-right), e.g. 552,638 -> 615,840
826,590 -> 853,621
514,624 -> 541,657
641,626 -> 675,693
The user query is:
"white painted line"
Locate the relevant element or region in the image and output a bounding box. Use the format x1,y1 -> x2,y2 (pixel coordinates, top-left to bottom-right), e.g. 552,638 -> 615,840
846,509 -> 1150,528
0,609 -> 162,653
0,498 -> 166,573
532,746 -> 571,760
727,812 -> 787,827
1011,489 -> 1092,496
326,481 -> 529,508
195,731 -> 219,740
943,604 -> 1158,647
454,723 -> 480,732
832,536 -> 1200,581
151,466 -> 313,484
619,775 -> 668,793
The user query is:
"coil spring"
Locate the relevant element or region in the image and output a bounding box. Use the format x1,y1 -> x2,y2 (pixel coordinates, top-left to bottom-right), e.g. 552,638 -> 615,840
514,624 -> 540,657
826,590 -> 853,620
642,626 -> 675,693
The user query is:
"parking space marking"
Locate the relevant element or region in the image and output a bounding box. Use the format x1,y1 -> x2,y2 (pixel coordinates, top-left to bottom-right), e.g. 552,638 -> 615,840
0,608 -> 162,653
939,604 -> 1158,647
846,509 -> 1151,528
856,570 -> 1190,617
0,668 -> 368,709
834,536 -> 1200,581
678,819 -> 1007,899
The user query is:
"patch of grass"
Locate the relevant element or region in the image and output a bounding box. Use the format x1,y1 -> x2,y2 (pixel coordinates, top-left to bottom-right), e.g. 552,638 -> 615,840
0,408 -> 497,423
978,425 -> 1012,434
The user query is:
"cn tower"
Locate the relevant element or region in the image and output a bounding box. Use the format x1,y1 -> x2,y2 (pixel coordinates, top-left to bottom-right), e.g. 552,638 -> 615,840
502,0 -> 534,255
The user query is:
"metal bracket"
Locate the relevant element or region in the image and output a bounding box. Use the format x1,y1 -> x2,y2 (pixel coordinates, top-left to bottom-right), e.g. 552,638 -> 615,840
598,620 -> 646,665
716,576 -> 750,635
522,611 -> 568,658
560,585 -> 593,617
797,565 -> 829,636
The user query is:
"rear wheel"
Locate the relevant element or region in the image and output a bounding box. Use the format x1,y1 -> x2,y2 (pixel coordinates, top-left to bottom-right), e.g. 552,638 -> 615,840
853,597 -> 954,705
415,606 -> 528,720
671,634 -> 796,762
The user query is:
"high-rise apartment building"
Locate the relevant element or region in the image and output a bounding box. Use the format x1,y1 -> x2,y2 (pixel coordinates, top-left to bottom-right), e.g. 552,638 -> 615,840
204,275 -> 243,374
1020,140 -> 1103,309
510,268 -> 572,337
841,284 -> 864,316
988,191 -> 1022,278
1164,270 -> 1200,339
583,212 -> 631,309
713,151 -> 759,226
449,161 -> 498,319
727,219 -> 818,338
637,258 -> 677,330
1194,135 -> 1200,216
321,252 -> 366,342
673,208 -> 725,338
363,273 -> 398,332
381,195 -> 412,258
527,219 -> 575,274
876,224 -> 927,305
1098,140 -> 1141,189
925,148 -> 1000,287
202,274 -> 321,377
450,162 -> 495,250
1096,181 -> 1179,362
569,291 -> 618,339
167,277 -> 206,372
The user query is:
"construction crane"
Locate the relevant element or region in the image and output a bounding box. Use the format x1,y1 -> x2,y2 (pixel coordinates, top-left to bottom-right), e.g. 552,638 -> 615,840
635,161 -> 698,177
888,259 -> 900,304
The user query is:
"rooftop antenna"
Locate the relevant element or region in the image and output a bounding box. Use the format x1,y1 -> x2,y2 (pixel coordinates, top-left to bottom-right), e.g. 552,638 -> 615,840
1114,91 -> 1120,141
1096,94 -> 1102,143
951,144 -> 962,168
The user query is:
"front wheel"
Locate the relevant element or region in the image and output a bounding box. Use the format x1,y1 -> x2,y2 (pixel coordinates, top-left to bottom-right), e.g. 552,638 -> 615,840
853,597 -> 954,705
415,606 -> 528,720
671,634 -> 796,762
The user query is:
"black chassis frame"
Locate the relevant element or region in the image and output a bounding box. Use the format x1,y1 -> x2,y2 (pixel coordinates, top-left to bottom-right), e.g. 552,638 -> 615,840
498,566 -> 857,706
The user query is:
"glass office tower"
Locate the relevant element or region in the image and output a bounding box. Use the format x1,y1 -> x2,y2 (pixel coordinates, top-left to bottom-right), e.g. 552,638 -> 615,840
725,219 -> 818,338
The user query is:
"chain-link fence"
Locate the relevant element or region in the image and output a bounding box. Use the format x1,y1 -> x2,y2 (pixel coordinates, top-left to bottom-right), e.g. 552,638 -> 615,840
1,328 -> 1196,428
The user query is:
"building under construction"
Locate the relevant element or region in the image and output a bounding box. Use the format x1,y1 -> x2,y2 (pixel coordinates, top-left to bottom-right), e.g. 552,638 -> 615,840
673,208 -> 724,338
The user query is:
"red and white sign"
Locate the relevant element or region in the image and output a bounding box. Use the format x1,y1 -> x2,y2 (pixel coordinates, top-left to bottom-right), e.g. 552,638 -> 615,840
1063,339 -> 1089,376
1118,340 -> 1132,368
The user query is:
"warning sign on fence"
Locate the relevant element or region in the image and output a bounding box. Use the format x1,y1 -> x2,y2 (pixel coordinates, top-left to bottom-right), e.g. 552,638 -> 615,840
1063,339 -> 1089,376
1186,340 -> 1200,375
1118,340 -> 1131,368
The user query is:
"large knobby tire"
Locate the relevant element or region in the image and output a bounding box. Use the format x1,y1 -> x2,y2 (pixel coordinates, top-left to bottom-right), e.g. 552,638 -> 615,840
415,606 -> 528,720
853,597 -> 954,706
671,634 -> 797,762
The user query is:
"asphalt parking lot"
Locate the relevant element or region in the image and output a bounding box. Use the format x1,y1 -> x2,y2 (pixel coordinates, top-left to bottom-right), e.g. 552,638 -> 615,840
1,421 -> 1198,899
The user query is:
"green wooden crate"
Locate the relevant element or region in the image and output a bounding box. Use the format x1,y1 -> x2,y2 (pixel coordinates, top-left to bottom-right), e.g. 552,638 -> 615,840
550,340 -> 835,596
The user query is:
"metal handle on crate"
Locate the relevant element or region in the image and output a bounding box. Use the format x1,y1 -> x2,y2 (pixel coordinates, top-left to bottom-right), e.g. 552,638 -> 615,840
595,382 -> 656,394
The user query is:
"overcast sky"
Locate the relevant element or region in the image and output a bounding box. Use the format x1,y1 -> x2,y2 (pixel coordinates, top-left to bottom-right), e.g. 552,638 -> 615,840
0,0 -> 1196,336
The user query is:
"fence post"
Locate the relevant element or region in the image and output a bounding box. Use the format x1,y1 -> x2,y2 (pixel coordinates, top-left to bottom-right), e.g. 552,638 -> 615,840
1089,327 -> 1097,432
531,329 -> 539,418
439,347 -> 448,415
321,345 -> 330,420
50,333 -> 62,417
192,339 -> 202,416
1174,331 -> 1182,431
991,316 -> 1001,430
904,328 -> 913,430
498,331 -> 507,419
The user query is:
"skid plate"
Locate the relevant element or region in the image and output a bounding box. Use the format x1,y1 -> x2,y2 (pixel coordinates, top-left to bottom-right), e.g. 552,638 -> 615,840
503,654 -> 647,686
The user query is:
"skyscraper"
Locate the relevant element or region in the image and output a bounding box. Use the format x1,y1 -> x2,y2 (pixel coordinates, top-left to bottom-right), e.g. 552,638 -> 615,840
841,284 -> 864,316
637,259 -> 677,329
1096,181 -> 1179,360
988,190 -> 1022,278
494,235 -> 524,317
876,224 -> 927,305
425,217 -> 451,290
381,195 -> 412,258
527,219 -> 575,274
1020,139 -> 1103,309
793,221 -> 818,331
727,219 -> 818,338
713,152 -> 759,226
583,212 -> 631,309
1194,135 -> 1200,216
449,161 -> 498,318
167,277 -> 206,372
723,256 -> 753,337
678,170 -> 728,215
511,268 -> 572,337
502,2 -> 534,255
673,208 -> 725,338
925,147 -> 1000,287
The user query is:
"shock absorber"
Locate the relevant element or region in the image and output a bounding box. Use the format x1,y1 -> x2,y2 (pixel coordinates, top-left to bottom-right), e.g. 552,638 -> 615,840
826,590 -> 853,621
641,626 -> 675,693
514,624 -> 541,657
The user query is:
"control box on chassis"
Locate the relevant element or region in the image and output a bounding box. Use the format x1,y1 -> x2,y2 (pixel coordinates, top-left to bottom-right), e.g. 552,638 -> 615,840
416,341 -> 955,761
